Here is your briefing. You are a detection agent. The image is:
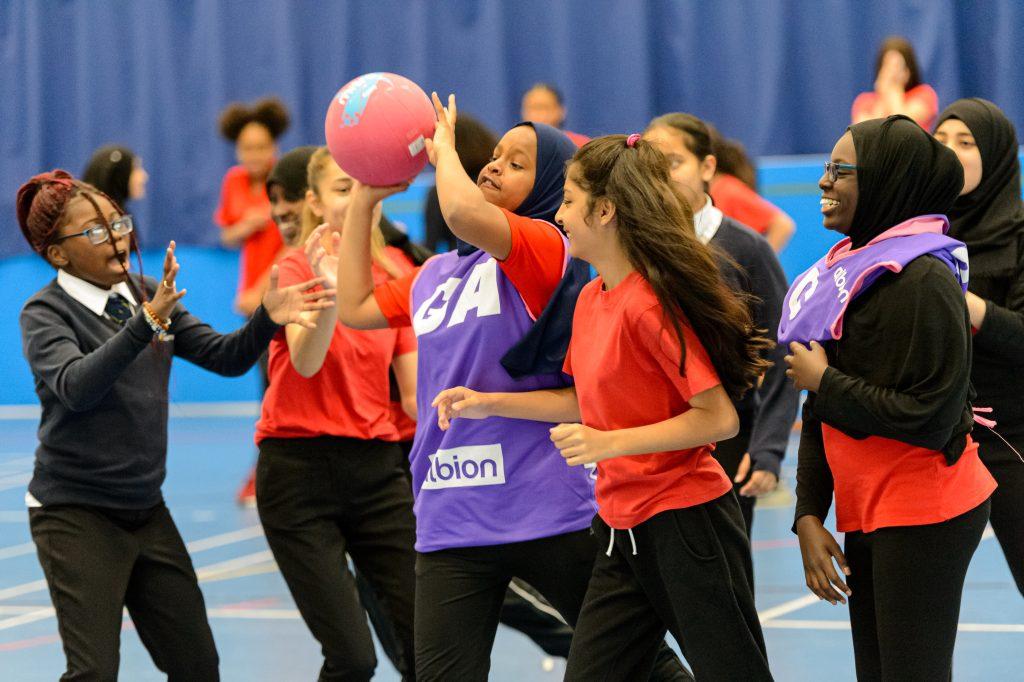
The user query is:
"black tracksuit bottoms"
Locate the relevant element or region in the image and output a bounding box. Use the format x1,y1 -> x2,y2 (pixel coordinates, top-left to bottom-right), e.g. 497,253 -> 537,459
29,503 -> 219,681
256,435 -> 417,681
564,493 -> 773,681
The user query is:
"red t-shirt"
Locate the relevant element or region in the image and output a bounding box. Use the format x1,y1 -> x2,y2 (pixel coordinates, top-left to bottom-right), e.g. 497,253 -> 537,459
822,426 -> 995,533
564,130 -> 591,147
255,246 -> 417,444
850,84 -> 939,132
564,271 -> 734,529
709,174 -> 782,236
214,165 -> 283,295
374,209 -> 566,326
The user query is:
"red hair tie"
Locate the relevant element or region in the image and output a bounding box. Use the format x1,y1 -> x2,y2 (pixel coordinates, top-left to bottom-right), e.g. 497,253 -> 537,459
626,133 -> 641,148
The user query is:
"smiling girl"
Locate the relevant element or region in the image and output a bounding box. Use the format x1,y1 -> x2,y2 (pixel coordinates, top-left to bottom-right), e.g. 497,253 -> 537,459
784,116 -> 996,680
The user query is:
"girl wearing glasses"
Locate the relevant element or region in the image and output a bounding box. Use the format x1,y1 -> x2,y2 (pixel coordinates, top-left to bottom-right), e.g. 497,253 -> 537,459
934,99 -> 1024,598
785,116 -> 995,680
16,170 -> 334,681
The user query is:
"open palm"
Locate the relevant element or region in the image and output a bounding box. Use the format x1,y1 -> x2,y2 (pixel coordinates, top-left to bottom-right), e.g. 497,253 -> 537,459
261,265 -> 337,330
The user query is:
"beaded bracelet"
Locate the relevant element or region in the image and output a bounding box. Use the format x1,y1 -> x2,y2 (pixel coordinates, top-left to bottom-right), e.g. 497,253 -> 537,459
142,302 -> 170,336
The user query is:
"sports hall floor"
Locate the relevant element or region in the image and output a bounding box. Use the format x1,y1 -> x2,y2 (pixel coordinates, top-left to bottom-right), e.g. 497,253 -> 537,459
1,412 -> 1020,680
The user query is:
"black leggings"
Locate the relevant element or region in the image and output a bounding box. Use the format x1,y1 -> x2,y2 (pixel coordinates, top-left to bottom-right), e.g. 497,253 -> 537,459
414,529 -> 692,682
256,436 -> 417,682
30,504 -> 218,682
844,498 -> 991,681
978,435 -> 1024,596
565,494 -> 772,681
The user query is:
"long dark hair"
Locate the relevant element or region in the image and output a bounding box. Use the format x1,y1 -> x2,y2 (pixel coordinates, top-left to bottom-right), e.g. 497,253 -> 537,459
874,36 -> 922,91
570,136 -> 772,399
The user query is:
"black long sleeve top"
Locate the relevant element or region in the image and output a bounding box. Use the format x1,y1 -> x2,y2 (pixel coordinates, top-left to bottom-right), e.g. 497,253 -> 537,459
19,274 -> 279,509
793,255 -> 975,524
967,236 -> 1024,444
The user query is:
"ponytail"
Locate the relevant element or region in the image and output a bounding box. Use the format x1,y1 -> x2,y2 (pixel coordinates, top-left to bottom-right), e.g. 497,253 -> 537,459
570,136 -> 772,399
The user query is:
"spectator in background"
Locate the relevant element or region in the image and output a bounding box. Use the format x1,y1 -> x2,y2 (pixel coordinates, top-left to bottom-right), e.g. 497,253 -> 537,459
215,97 -> 290,315
708,127 -> 796,252
423,114 -> 499,252
520,83 -> 590,147
852,36 -> 939,131
82,145 -> 149,213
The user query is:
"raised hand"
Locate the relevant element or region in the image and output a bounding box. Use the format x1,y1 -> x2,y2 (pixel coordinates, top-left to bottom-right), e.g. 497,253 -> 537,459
424,92 -> 457,166
261,265 -> 337,330
304,225 -> 340,291
350,180 -> 411,208
150,241 -> 187,320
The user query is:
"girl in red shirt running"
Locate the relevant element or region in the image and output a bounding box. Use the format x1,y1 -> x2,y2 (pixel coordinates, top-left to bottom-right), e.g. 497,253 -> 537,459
433,134 -> 774,681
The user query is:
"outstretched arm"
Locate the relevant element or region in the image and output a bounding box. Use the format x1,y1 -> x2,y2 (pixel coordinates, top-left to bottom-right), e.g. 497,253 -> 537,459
425,93 -> 513,258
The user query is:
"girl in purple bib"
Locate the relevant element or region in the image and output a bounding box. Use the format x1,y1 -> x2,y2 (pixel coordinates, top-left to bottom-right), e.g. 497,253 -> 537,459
785,115 -> 995,681
335,94 -> 688,680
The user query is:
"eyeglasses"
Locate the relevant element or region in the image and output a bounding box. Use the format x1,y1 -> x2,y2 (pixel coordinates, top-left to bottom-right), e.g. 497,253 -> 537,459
824,162 -> 857,183
54,215 -> 134,246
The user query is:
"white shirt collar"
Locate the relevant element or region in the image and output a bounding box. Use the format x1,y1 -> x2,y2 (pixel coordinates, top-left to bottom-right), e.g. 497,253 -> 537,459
57,269 -> 138,317
692,194 -> 724,245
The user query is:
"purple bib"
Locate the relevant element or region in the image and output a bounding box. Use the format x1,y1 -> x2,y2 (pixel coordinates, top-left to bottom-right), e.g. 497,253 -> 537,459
779,215 -> 969,345
409,243 -> 597,552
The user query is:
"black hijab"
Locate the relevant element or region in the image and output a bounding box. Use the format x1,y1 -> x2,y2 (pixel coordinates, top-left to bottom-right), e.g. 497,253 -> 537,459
82,145 -> 136,209
848,115 -> 963,248
457,121 -> 577,255
935,98 -> 1024,275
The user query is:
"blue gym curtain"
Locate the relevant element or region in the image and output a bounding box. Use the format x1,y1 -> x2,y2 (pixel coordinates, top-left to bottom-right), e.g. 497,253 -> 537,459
1,0 -> 1022,257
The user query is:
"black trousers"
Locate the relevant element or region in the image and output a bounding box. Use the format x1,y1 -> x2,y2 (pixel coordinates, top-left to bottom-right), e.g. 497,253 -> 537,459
978,435 -> 1024,596
414,528 -> 692,682
712,424 -> 756,536
29,503 -> 218,682
366,439 -> 579,662
565,494 -> 772,682
844,498 -> 990,682
256,436 -> 417,682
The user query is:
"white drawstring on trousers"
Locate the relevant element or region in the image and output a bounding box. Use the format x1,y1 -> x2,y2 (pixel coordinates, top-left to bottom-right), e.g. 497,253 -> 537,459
605,528 -> 638,557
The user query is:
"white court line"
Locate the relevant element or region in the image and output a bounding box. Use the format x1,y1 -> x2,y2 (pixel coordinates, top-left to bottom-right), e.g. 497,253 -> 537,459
0,607 -> 54,631
0,605 -> 46,615
0,579 -> 48,601
763,619 -> 1024,634
185,525 -> 264,552
758,594 -> 821,623
195,550 -> 275,581
0,402 -> 261,421
0,526 -> 265,602
206,608 -> 300,620
0,542 -> 35,561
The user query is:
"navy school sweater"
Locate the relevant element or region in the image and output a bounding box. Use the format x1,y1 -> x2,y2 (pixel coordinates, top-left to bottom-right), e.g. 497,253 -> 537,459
19,274 -> 279,509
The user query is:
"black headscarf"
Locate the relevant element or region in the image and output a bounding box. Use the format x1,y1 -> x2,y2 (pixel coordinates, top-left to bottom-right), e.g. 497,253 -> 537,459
82,145 -> 135,209
935,98 -> 1024,275
848,115 -> 963,248
457,121 -> 577,255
